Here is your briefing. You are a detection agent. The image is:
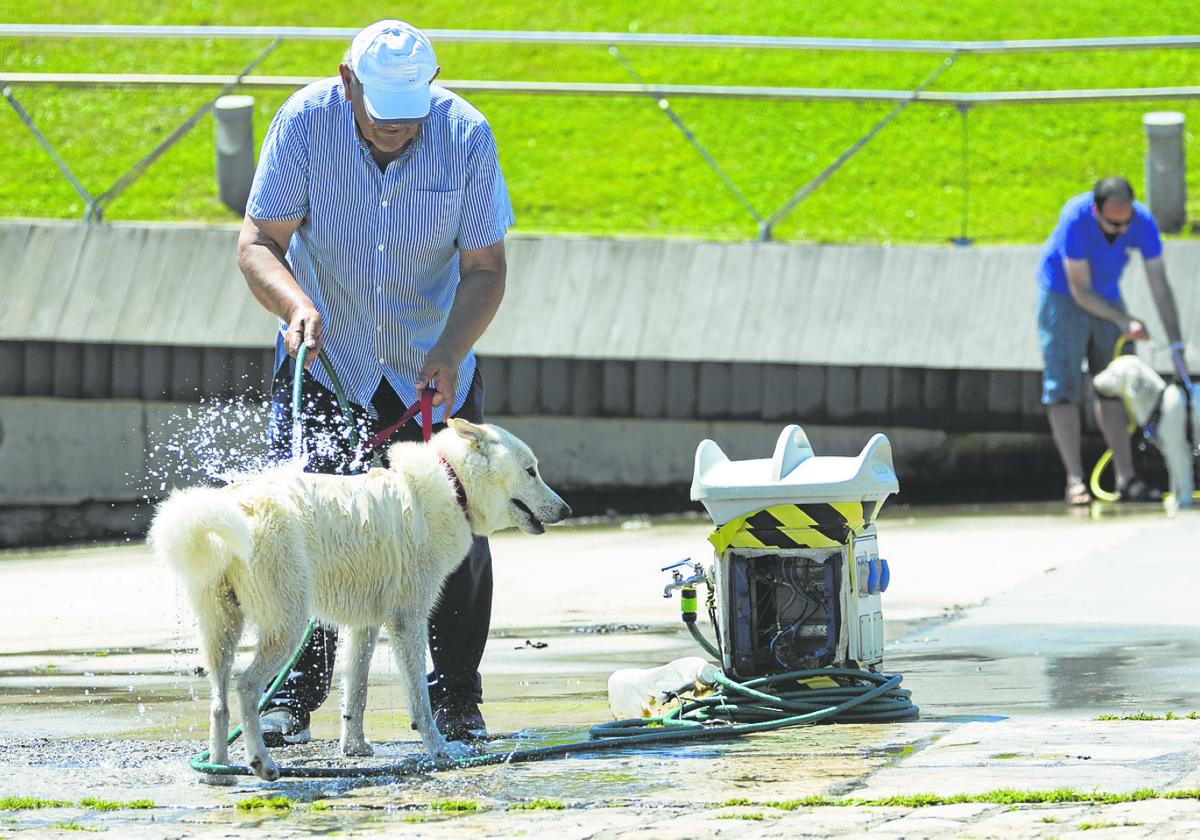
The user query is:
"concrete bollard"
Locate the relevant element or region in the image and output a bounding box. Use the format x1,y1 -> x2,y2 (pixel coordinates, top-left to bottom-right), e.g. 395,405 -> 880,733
214,95 -> 256,216
1143,112 -> 1186,234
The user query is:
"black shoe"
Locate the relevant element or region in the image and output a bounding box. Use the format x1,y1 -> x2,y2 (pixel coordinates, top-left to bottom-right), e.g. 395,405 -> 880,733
1118,478 -> 1163,503
259,707 -> 311,747
413,701 -> 488,742
436,701 -> 488,741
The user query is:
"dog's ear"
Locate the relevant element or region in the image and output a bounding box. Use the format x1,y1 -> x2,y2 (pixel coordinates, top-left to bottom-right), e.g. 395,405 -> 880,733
447,417 -> 487,445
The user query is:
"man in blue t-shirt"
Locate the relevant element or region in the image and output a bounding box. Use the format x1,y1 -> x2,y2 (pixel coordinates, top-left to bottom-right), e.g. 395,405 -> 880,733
1035,176 -> 1184,505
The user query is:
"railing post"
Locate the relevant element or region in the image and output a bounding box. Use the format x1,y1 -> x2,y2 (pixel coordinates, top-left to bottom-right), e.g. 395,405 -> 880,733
1143,111 -> 1186,233
214,94 -> 256,216
951,103 -> 973,246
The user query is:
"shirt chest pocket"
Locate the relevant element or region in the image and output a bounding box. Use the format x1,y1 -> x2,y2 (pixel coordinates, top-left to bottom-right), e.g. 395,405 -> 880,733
395,188 -> 463,254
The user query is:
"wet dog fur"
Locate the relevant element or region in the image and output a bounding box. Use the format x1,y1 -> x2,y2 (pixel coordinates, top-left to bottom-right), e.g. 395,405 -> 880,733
149,419 -> 570,782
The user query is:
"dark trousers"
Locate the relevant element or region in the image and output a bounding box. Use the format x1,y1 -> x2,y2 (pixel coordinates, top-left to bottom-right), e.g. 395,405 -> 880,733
265,361 -> 492,716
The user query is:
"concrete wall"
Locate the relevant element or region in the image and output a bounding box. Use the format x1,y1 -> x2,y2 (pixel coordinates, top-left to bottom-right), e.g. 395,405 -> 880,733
0,396 -> 1063,546
6,222 -> 1199,432
6,221 -> 1200,368
3,220 -> 1197,545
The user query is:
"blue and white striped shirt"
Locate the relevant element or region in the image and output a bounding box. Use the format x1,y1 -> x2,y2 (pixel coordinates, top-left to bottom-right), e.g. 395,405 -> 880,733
247,77 -> 514,420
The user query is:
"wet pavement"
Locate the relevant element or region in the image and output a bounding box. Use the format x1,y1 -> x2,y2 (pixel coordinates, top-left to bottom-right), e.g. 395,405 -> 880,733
2,502 -> 1200,837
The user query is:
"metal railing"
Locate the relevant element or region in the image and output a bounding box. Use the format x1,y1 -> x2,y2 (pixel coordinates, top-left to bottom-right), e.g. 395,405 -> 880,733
3,24 -> 1200,52
3,24 -> 1197,238
4,72 -> 1200,107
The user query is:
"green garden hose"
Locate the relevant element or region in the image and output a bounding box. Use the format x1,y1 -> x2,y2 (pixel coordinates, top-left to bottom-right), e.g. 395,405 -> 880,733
191,663 -> 917,779
1088,449 -> 1122,503
292,343 -> 359,450
188,351 -> 918,780
189,618 -> 318,776
1089,338 -> 1132,503
687,620 -> 722,660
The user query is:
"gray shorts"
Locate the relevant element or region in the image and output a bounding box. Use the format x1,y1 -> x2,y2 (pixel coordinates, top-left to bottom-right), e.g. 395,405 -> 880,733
1037,287 -> 1126,405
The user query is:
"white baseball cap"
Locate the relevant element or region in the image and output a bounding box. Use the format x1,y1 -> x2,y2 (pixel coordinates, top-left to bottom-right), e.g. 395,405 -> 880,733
349,20 -> 438,124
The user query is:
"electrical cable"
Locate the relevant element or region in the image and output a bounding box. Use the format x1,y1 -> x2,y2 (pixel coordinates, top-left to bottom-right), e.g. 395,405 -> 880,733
771,593 -> 819,669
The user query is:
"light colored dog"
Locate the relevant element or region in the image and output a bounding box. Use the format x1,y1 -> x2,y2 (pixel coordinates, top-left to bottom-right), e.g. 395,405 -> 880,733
149,419 -> 570,782
1092,355 -> 1198,511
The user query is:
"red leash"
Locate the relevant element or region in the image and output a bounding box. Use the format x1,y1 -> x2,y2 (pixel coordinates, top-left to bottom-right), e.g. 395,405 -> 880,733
361,387 -> 436,452
357,387 -> 470,519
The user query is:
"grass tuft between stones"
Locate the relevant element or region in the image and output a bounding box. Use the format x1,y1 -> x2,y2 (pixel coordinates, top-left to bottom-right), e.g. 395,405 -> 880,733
235,795 -> 293,811
720,787 -> 1200,809
430,799 -> 478,813
79,799 -> 155,811
508,799 -> 567,811
0,798 -> 71,811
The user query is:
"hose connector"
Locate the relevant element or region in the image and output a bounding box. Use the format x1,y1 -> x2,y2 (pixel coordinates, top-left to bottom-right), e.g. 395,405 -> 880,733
681,585 -> 698,624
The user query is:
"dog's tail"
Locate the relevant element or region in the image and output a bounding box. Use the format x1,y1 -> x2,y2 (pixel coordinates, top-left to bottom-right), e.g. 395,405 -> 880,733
148,487 -> 252,594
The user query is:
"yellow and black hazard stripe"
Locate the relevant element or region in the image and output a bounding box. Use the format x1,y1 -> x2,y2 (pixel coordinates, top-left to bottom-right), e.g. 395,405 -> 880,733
709,500 -> 879,554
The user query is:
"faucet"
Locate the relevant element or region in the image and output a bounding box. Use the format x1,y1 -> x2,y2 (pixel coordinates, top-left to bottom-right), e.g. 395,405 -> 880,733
661,557 -> 707,599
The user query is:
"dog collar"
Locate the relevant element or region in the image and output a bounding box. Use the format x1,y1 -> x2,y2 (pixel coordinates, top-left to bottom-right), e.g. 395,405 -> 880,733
438,455 -> 470,520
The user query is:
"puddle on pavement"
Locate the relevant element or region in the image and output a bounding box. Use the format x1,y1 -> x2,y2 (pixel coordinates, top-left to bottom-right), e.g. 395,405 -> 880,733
0,723 -> 928,832
889,632 -> 1200,720
0,624 -> 929,833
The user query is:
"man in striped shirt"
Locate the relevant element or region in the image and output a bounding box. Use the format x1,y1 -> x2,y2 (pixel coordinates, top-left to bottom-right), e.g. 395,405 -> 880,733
236,19 -> 514,745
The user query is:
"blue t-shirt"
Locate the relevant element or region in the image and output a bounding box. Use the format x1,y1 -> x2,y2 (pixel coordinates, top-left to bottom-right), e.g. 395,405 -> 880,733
1036,192 -> 1162,302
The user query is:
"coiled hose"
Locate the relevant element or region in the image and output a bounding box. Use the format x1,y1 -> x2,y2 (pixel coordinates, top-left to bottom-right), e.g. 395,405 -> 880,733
191,660 -> 917,779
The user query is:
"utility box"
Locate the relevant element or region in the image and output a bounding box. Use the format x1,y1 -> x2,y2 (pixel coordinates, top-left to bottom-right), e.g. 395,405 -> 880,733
691,425 -> 899,679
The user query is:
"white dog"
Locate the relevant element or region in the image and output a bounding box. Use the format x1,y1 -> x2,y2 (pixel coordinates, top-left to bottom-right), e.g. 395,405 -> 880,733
1092,355 -> 1197,511
149,419 -> 570,782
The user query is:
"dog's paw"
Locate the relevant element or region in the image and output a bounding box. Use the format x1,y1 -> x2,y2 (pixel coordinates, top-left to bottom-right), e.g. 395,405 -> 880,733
341,738 -> 374,758
249,755 -> 281,782
198,772 -> 238,786
432,739 -> 476,761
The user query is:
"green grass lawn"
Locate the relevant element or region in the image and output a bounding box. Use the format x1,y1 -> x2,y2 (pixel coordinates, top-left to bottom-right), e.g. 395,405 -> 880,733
2,1 -> 1200,243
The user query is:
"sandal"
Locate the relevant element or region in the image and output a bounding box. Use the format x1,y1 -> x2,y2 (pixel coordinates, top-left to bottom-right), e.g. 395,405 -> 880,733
1064,479 -> 1092,507
1118,478 -> 1163,503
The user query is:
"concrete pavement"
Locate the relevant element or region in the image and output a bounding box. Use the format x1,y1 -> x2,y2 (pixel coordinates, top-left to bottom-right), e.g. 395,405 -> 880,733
1,503 -> 1199,838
